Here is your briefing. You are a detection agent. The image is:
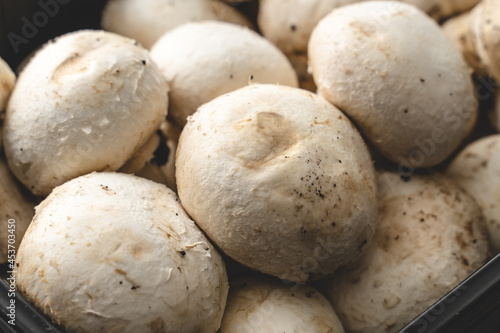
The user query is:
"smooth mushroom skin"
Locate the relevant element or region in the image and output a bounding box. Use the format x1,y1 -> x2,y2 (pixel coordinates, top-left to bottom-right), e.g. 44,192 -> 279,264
0,154 -> 37,263
0,57 -> 15,113
150,21 -> 298,127
3,30 -> 168,196
220,276 -> 345,333
308,1 -> 477,168
446,135 -> 500,252
101,0 -> 253,49
15,172 -> 228,333
176,84 -> 378,283
328,171 -> 489,333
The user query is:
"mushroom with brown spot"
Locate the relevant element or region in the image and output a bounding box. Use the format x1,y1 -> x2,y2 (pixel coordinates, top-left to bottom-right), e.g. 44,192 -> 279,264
327,171 -> 489,333
447,134 -> 500,253
176,84 -> 378,283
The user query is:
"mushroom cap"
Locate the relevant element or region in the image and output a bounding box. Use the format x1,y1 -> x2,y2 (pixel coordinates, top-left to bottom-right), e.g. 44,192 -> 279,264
258,0 -> 357,55
328,171 -> 489,333
0,154 -> 36,263
404,0 -> 480,20
0,57 -> 15,112
442,10 -> 488,76
101,0 -> 253,49
150,21 -> 298,127
176,84 -> 378,283
3,30 -> 168,196
15,172 -> 228,333
470,0 -> 500,82
308,1 -> 477,168
220,276 -> 345,333
447,134 -> 500,252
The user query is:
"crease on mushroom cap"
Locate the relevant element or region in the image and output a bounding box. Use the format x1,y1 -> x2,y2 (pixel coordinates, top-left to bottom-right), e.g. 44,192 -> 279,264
327,171 -> 489,333
150,21 -> 298,128
101,0 -> 253,49
15,172 -> 228,333
0,153 -> 37,263
308,1 -> 478,168
446,134 -> 500,253
2,30 -> 169,196
220,275 -> 345,332
176,84 -> 378,283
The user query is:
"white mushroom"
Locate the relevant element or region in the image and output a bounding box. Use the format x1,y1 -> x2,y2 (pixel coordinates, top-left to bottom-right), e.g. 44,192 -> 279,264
101,0 -> 253,49
0,154 -> 36,263
327,171 -> 489,333
446,134 -> 500,252
308,1 -> 477,168
176,84 -> 378,283
220,276 -> 345,333
15,172 -> 228,333
150,21 -> 298,127
405,0 -> 480,20
118,133 -> 161,174
3,30 -> 169,196
443,0 -> 500,81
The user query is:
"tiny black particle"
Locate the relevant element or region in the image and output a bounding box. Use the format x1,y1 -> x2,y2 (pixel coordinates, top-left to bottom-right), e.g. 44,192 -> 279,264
179,250 -> 186,257
131,285 -> 140,290
420,78 -> 425,83
331,222 -> 336,227
250,75 -> 254,80
119,281 -> 123,284
229,74 -> 233,79
141,60 -> 146,65
290,24 -> 296,31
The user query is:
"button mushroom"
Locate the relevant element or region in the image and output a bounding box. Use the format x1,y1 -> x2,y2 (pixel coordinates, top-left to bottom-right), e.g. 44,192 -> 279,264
101,0 -> 253,49
308,1 -> 477,168
220,275 -> 345,333
0,57 -> 15,113
3,30 -> 169,196
176,84 -> 378,283
150,21 -> 298,127
443,0 -> 500,82
327,171 -> 489,333
447,134 -> 500,253
15,172 -> 228,333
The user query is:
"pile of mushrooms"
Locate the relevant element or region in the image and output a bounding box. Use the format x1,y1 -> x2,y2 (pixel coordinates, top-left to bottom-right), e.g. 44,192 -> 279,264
0,0 -> 499,332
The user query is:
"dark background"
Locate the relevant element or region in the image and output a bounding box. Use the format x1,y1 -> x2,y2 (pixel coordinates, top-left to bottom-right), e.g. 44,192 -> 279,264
0,0 -> 107,70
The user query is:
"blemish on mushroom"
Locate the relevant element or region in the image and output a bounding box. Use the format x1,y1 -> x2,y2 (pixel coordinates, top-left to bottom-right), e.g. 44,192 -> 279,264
141,60 -> 146,65
179,250 -> 186,257
290,24 -> 297,32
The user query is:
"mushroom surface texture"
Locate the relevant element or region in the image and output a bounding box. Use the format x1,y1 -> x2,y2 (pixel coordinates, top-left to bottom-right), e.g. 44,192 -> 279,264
3,30 -> 169,196
404,0 -> 480,20
327,171 -> 489,333
15,172 -> 228,333
150,21 -> 298,127
0,154 -> 36,263
176,84 -> 378,283
444,0 -> 500,81
308,1 -> 477,168
220,276 -> 345,333
447,134 -> 500,252
0,57 -> 15,113
101,0 -> 252,49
